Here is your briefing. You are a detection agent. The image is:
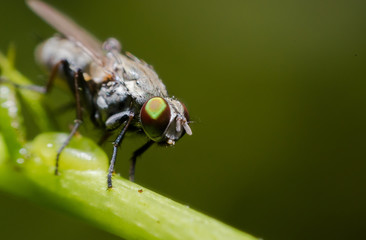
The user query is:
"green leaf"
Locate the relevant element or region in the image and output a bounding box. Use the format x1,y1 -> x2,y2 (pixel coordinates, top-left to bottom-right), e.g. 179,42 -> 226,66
0,51 -> 53,132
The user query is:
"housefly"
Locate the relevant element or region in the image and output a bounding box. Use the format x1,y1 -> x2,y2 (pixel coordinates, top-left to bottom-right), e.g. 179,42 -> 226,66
26,0 -> 192,188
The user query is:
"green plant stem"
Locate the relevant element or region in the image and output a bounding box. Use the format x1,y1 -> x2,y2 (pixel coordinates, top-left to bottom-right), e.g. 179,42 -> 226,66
0,52 -> 258,240
0,157 -> 256,240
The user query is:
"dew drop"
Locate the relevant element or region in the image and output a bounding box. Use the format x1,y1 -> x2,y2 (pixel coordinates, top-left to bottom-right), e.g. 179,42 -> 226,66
11,122 -> 19,128
16,158 -> 24,164
34,157 -> 41,163
19,148 -> 27,155
0,86 -> 9,95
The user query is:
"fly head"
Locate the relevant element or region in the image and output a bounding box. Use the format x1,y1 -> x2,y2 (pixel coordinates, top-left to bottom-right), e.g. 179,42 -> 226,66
140,97 -> 192,145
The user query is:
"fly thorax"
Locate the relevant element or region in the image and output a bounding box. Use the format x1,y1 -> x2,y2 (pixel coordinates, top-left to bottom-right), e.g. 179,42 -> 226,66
88,61 -> 110,83
96,81 -> 132,122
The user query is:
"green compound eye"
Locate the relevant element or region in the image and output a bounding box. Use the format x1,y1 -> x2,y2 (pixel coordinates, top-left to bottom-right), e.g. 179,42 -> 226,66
140,97 -> 171,140
145,97 -> 167,119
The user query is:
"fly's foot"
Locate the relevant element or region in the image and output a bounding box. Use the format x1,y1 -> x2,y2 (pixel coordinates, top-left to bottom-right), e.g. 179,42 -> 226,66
107,173 -> 113,189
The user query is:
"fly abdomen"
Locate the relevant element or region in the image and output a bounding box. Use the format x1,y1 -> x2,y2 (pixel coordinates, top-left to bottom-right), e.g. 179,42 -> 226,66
36,36 -> 92,73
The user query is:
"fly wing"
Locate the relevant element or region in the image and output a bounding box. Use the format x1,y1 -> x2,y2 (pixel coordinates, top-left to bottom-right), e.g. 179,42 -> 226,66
27,0 -> 106,67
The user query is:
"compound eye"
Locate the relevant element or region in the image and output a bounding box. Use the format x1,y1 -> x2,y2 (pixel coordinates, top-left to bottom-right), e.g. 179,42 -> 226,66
140,97 -> 171,139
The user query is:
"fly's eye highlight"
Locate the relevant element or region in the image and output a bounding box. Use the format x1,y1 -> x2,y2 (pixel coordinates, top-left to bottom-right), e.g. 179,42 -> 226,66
140,97 -> 171,139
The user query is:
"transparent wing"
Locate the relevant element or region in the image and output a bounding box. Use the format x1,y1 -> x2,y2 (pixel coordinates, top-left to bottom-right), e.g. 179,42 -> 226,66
27,0 -> 106,66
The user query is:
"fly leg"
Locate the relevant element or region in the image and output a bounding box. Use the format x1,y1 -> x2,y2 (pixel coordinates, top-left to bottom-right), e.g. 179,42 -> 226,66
2,60 -> 86,175
55,68 -> 84,175
108,112 -> 135,189
0,60 -> 67,93
102,109 -> 135,147
129,140 -> 154,182
0,76 -> 44,91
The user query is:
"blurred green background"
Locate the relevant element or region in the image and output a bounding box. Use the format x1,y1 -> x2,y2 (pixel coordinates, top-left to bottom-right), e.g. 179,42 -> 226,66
1,0 -> 366,239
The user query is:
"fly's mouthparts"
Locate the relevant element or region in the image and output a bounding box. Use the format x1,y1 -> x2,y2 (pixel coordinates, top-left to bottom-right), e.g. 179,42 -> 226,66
176,117 -> 182,132
176,116 -> 192,136
167,139 -> 176,145
183,121 -> 192,135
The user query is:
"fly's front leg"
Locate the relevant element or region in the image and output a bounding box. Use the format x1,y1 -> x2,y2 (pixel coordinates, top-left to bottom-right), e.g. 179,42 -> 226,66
129,140 -> 154,182
55,68 -> 84,175
107,112 -> 134,189
100,109 -> 133,146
